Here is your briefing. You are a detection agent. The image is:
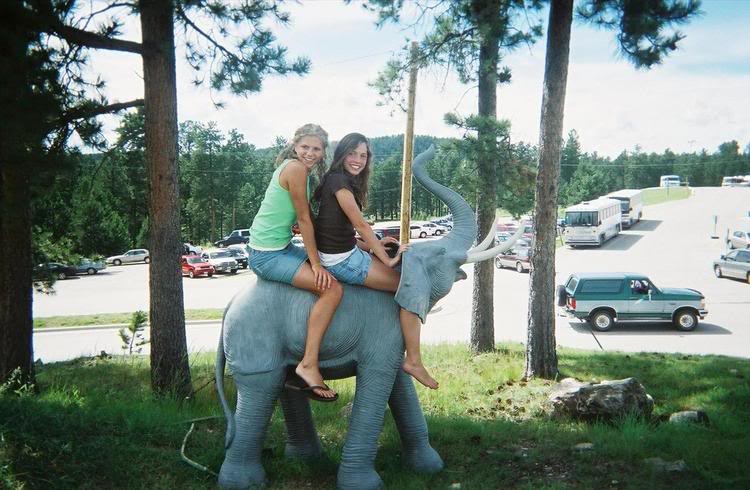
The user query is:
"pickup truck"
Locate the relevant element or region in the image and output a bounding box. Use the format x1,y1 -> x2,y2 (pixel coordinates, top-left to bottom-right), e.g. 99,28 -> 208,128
558,272 -> 707,332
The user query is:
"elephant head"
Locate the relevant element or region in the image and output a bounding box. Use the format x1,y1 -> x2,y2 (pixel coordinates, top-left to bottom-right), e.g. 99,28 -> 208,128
395,145 -> 522,322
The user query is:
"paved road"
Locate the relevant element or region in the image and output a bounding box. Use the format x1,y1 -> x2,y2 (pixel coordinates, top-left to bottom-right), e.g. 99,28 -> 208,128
34,187 -> 750,362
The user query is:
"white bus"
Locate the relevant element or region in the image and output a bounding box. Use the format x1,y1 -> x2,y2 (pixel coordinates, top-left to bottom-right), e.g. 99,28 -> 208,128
563,198 -> 622,247
605,189 -> 644,228
660,175 -> 681,187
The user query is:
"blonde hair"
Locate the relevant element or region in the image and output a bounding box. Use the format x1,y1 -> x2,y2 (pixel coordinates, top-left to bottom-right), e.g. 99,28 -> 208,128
276,123 -> 329,183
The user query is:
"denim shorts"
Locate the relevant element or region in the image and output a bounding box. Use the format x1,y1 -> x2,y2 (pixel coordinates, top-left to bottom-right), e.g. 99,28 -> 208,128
324,247 -> 372,286
249,243 -> 308,284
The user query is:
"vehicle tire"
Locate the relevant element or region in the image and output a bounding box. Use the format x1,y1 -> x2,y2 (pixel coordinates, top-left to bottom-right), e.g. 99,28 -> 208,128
515,261 -> 525,273
556,285 -> 568,307
208,273 -> 213,278
420,232 -> 427,238
231,269 -> 238,274
494,256 -> 503,269
714,266 -> 722,278
435,230 -> 442,236
87,268 -> 97,275
113,259 -> 122,266
727,241 -> 734,249
218,242 -> 226,248
598,234 -> 605,246
673,309 -> 698,331
144,257 -> 150,263
189,271 -> 195,279
57,272 -> 67,280
589,310 -> 614,332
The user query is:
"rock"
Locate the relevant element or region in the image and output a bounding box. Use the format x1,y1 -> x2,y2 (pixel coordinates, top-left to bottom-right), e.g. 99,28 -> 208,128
449,483 -> 461,489
572,442 -> 594,452
512,446 -> 528,459
668,410 -> 710,426
644,457 -> 687,472
549,377 -> 654,422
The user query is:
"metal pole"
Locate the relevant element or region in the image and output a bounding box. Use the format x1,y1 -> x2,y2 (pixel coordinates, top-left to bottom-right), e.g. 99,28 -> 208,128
399,41 -> 419,244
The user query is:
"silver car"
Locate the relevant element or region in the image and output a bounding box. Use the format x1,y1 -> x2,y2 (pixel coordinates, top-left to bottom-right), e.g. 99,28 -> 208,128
106,249 -> 150,265
727,229 -> 750,249
714,249 -> 750,284
201,250 -> 239,274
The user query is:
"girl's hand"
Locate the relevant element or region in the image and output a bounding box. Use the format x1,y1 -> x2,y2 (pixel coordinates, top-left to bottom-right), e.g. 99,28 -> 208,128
388,243 -> 411,268
311,263 -> 335,290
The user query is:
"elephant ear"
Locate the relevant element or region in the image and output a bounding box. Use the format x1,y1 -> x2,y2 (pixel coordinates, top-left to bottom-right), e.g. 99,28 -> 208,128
395,252 -> 430,324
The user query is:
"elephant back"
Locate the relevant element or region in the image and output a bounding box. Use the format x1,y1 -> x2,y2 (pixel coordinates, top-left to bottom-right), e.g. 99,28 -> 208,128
222,279 -> 404,376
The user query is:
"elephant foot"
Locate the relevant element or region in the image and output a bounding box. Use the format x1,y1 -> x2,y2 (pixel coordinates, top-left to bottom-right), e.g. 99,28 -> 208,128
284,440 -> 323,462
403,444 -> 444,474
218,460 -> 266,489
336,466 -> 384,490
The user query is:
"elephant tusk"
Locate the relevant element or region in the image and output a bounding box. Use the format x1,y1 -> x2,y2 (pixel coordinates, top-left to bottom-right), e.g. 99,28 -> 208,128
465,225 -> 524,264
467,217 -> 498,254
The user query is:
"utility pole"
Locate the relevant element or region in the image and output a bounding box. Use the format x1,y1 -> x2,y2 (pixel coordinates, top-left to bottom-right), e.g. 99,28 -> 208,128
399,41 -> 419,244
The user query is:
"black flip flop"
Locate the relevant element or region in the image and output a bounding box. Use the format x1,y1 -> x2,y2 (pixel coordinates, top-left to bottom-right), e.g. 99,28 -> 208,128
284,375 -> 339,403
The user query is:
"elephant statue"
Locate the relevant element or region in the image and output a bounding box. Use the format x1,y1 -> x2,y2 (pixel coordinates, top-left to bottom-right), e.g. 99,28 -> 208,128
215,146 -> 521,489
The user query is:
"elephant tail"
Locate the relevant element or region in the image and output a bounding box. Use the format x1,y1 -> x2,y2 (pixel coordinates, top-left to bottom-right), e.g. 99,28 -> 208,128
215,306 -> 236,449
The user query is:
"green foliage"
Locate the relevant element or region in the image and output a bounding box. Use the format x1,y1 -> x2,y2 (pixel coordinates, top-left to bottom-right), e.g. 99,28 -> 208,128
2,344 -> 749,488
118,311 -> 149,355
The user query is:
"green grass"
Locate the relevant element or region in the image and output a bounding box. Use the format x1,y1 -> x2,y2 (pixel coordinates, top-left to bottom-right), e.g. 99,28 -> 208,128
33,308 -> 224,329
642,187 -> 691,205
2,344 -> 749,489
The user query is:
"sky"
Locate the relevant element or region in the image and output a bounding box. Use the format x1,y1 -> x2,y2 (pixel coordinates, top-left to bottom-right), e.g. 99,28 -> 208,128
88,0 -> 750,158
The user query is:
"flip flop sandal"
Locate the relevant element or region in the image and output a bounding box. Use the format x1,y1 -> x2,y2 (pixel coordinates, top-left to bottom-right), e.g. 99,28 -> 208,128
285,375 -> 339,403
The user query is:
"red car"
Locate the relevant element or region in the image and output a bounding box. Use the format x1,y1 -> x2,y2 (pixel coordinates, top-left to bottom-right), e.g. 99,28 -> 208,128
181,255 -> 214,278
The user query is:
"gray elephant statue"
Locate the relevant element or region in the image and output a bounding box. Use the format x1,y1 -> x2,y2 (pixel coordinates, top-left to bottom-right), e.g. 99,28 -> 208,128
215,146 -> 520,489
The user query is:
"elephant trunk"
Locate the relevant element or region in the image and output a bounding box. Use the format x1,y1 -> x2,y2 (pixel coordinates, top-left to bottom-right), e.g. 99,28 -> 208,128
412,146 -> 476,251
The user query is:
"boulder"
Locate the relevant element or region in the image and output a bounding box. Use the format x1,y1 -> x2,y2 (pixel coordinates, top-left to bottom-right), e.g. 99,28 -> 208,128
549,377 -> 654,421
668,410 -> 710,426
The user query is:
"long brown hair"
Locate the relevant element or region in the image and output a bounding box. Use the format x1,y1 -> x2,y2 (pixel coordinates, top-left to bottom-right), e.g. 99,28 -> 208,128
315,132 -> 372,209
275,123 -> 329,183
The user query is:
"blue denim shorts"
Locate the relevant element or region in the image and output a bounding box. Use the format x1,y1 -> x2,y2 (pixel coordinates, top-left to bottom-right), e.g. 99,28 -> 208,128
249,243 -> 308,284
324,247 -> 372,286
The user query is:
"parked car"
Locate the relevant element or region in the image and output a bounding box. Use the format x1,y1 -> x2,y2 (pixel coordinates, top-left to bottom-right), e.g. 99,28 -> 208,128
419,222 -> 445,236
375,226 -> 401,241
225,247 -> 249,269
183,242 -> 202,255
74,258 -> 106,275
181,255 -> 214,278
35,262 -> 78,280
215,228 -> 251,248
495,231 -> 512,242
432,219 -> 452,231
106,249 -> 150,265
200,250 -> 239,274
714,249 -> 750,284
727,229 -> 750,249
558,272 -> 707,332
494,246 -> 531,273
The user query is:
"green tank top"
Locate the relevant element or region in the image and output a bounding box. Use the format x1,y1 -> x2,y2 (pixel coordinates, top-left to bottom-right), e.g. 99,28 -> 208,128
249,160 -> 311,251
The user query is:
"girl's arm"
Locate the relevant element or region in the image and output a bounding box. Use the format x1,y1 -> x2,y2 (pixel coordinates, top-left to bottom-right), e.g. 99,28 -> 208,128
282,161 -> 335,290
334,188 -> 402,267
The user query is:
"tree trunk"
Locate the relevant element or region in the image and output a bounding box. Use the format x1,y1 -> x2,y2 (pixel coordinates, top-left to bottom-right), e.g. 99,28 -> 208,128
0,162 -> 35,388
140,0 -> 192,397
470,0 -> 501,353
525,0 -> 573,379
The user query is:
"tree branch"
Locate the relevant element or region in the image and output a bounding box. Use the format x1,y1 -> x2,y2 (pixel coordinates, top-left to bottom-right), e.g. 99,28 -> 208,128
56,99 -> 144,127
48,22 -> 142,54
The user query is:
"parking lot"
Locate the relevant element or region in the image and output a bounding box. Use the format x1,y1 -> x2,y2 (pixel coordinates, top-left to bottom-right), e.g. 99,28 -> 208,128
34,186 -> 750,360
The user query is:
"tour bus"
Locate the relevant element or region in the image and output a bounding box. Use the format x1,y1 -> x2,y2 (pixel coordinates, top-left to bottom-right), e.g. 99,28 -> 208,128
660,175 -> 681,187
605,189 -> 644,228
563,198 -> 622,247
721,176 -> 750,187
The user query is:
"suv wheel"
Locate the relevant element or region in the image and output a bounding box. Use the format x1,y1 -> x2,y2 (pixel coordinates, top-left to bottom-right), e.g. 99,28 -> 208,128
420,232 -> 427,238
113,259 -> 122,266
515,261 -> 525,273
714,265 -> 722,278
87,268 -> 97,275
590,310 -> 614,332
674,309 -> 697,331
144,257 -> 150,264
57,272 -> 67,280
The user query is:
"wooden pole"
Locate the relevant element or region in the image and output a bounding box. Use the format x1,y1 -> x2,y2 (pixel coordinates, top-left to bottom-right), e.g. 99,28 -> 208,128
400,41 -> 419,244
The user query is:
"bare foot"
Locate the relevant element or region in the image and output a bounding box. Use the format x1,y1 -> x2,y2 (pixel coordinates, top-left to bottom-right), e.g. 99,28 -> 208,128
295,363 -> 337,399
403,361 -> 439,389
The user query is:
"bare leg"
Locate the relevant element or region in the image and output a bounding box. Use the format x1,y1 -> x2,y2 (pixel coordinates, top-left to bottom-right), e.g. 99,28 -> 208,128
292,262 -> 343,399
363,260 -> 438,389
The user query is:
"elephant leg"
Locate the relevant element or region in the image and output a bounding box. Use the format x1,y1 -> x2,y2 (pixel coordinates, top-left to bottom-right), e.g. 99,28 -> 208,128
279,387 -> 323,461
388,370 -> 444,474
337,367 -> 398,490
219,369 -> 285,489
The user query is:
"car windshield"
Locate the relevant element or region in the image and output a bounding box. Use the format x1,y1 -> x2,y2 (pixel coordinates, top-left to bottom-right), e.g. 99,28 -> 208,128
565,211 -> 598,226
211,251 -> 231,258
186,257 -> 203,264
